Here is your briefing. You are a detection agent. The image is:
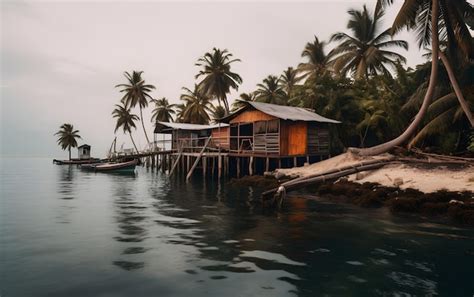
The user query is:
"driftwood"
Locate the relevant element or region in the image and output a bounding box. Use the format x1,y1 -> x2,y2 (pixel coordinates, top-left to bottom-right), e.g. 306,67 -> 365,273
262,153 -> 473,208
411,148 -> 474,162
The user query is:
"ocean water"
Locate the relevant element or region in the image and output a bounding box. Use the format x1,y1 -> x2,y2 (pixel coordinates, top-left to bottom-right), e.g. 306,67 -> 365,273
1,157 -> 473,297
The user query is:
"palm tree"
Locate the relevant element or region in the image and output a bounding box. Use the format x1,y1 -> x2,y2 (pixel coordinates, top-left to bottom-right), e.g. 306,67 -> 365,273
330,5 -> 408,80
115,71 -> 156,144
408,91 -> 473,148
388,0 -> 474,127
351,0 -> 441,155
280,67 -> 303,100
174,104 -> 187,123
195,48 -> 242,114
151,97 -> 176,123
112,103 -> 140,153
255,75 -> 287,105
55,124 -> 81,160
180,85 -> 213,125
211,105 -> 226,123
232,92 -> 256,111
298,36 -> 332,80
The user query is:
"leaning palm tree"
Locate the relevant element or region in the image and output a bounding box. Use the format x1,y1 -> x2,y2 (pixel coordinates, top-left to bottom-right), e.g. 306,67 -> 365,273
151,97 -> 176,123
231,92 -> 256,111
280,67 -> 303,100
115,71 -> 155,144
55,124 -> 81,160
255,75 -> 287,105
351,0 -> 474,155
298,36 -> 332,80
180,85 -> 213,125
195,48 -> 242,114
112,103 -> 140,153
329,5 -> 408,80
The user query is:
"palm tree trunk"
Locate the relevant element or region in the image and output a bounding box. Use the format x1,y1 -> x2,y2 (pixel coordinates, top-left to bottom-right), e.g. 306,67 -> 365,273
68,147 -> 71,160
349,0 -> 440,156
222,95 -> 230,115
139,106 -> 151,145
439,51 -> 474,127
129,132 -> 139,153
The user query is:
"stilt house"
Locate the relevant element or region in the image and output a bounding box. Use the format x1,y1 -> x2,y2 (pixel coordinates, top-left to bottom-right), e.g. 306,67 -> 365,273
220,102 -> 340,158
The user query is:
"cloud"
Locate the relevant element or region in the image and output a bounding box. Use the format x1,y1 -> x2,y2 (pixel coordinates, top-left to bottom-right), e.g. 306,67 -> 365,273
1,1 -> 424,157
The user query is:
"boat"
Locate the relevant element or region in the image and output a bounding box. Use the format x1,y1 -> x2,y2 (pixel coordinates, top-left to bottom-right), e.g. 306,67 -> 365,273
94,159 -> 138,173
79,162 -> 104,170
53,158 -> 101,165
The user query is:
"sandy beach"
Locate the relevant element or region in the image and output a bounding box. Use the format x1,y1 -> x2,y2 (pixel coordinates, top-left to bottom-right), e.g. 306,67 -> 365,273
275,152 -> 474,193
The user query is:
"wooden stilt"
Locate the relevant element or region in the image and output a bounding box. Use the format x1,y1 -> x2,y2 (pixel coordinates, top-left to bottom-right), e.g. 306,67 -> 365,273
249,156 -> 254,176
202,157 -> 207,176
237,157 -> 240,178
186,136 -> 212,181
265,157 -> 269,172
278,158 -> 281,169
218,155 -> 222,179
293,156 -> 297,167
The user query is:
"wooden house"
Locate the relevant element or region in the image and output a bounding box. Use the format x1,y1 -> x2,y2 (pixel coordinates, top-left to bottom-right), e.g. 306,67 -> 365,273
220,102 -> 340,158
154,122 -> 229,151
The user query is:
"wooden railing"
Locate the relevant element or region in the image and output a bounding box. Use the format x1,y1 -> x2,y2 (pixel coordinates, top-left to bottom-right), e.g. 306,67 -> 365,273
152,134 -> 281,155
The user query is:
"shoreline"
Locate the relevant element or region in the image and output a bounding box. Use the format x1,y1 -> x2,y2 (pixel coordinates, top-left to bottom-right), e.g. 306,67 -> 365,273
229,161 -> 474,226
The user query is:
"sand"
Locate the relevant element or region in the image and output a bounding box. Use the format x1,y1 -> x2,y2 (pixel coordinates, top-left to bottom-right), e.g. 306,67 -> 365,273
275,152 -> 474,193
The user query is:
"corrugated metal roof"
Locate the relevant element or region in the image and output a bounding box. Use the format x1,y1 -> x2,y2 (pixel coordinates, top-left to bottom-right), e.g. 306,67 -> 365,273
154,121 -> 229,133
222,102 -> 341,123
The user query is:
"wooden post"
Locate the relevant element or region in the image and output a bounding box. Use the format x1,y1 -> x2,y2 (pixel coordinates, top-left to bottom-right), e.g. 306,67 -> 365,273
265,157 -> 269,172
161,155 -> 166,173
203,157 -> 207,176
237,157 -> 240,178
249,156 -> 254,176
218,155 -> 222,179
278,158 -> 282,169
186,136 -> 212,181
306,155 -> 310,164
293,156 -> 297,167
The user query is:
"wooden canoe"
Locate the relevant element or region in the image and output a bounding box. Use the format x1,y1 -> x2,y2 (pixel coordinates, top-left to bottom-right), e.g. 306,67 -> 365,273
94,159 -> 138,173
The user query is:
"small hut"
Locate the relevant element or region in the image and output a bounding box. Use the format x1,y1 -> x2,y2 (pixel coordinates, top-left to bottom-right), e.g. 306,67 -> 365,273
220,102 -> 340,157
78,144 -> 91,159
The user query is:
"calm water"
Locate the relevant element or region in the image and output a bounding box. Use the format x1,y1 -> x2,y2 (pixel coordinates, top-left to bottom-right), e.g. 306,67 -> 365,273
1,157 -> 473,297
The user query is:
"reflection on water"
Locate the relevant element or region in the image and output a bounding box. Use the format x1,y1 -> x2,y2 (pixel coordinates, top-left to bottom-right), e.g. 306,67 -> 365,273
1,157 -> 474,297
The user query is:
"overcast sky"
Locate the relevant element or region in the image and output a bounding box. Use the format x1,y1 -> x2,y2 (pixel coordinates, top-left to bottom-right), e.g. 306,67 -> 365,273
1,0 -> 425,158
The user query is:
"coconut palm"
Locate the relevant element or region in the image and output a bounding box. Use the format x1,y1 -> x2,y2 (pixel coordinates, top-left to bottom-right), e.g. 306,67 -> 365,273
255,75 -> 287,105
408,91 -> 473,148
330,5 -> 408,80
231,92 -> 256,111
353,0 -> 474,155
115,71 -> 156,144
211,105 -> 226,123
151,97 -> 176,123
55,124 -> 81,160
280,67 -> 303,100
174,104 -> 187,123
298,36 -> 332,80
112,103 -> 139,153
386,0 -> 474,127
180,85 -> 213,125
195,48 -> 242,114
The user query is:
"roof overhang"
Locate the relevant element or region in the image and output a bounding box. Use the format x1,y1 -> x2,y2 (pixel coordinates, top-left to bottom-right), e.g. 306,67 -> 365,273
154,121 -> 229,133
